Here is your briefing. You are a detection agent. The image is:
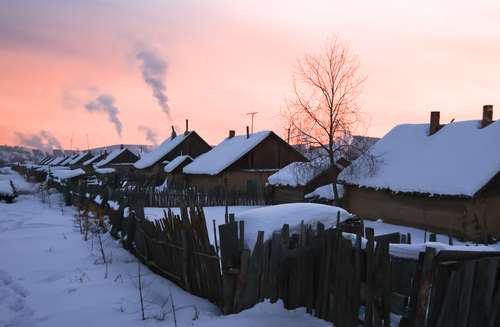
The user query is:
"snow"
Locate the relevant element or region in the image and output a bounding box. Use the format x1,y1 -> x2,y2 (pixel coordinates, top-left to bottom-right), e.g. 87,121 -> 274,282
95,148 -> 127,167
305,183 -> 344,200
183,131 -> 271,175
235,203 -> 353,252
339,120 -> 500,197
268,161 -> 326,187
0,168 -> 335,327
164,155 -> 192,173
134,133 -> 191,169
95,168 -> 115,174
50,168 -> 86,180
3,166 -> 500,327
82,154 -> 102,166
68,153 -> 91,165
46,156 -> 68,166
0,180 -> 14,195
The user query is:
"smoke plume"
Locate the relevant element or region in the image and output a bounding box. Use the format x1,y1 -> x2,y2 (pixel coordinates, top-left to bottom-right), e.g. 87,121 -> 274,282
138,125 -> 158,147
84,94 -> 122,138
136,50 -> 171,122
15,131 -> 64,155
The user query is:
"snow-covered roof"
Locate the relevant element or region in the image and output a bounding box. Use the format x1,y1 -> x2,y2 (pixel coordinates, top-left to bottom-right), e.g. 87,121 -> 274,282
339,120 -> 500,197
51,168 -> 86,180
134,132 -> 192,169
69,152 -> 91,165
95,149 -> 127,167
268,159 -> 328,187
165,155 -> 193,173
48,156 -> 68,166
183,131 -> 272,175
83,154 -> 102,166
60,154 -> 78,166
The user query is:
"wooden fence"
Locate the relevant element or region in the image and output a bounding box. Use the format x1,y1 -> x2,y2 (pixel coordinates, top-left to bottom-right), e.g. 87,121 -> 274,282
61,189 -> 500,326
109,201 -> 223,306
218,218 -> 500,327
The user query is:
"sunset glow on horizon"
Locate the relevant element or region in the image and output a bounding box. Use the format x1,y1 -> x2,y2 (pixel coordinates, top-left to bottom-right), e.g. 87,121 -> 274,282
1,1 -> 499,152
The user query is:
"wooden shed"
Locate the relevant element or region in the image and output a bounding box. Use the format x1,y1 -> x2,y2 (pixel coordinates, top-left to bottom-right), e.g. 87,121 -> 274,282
339,106 -> 500,242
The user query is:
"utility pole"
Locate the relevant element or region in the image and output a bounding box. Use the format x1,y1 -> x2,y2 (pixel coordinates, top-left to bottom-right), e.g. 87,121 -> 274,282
86,134 -> 89,152
246,112 -> 258,134
70,133 -> 73,151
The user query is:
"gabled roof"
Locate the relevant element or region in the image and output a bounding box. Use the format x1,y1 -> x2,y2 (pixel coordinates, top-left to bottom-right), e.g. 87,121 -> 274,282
95,149 -> 126,167
60,154 -> 79,166
83,154 -> 102,166
48,156 -> 68,166
183,131 -> 272,175
51,168 -> 86,180
165,155 -> 193,173
339,120 -> 500,197
134,132 -> 192,169
268,159 -> 329,187
69,152 -> 93,165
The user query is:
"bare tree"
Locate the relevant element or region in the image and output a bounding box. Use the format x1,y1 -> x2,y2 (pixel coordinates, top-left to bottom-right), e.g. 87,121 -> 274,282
279,33 -> 375,205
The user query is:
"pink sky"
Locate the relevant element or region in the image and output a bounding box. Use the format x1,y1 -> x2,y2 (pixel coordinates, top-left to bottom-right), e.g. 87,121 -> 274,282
1,0 -> 499,152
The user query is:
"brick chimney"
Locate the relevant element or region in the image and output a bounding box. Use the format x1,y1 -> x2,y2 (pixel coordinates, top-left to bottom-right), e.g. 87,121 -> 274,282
229,130 -> 235,139
184,119 -> 189,136
430,111 -> 443,135
246,126 -> 249,139
120,144 -> 124,150
171,126 -> 177,139
482,105 -> 493,128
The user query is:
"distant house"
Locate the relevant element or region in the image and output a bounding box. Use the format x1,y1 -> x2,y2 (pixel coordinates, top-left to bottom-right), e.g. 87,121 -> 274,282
95,146 -> 139,173
52,149 -> 65,157
183,130 -> 308,193
339,105 -> 500,241
133,125 -> 212,184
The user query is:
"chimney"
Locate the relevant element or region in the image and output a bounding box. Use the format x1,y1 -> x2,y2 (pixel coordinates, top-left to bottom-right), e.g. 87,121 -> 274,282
246,126 -> 249,139
482,105 -> 493,128
430,111 -> 442,135
184,119 -> 189,136
229,130 -> 235,139
171,126 -> 177,139
120,144 -> 124,150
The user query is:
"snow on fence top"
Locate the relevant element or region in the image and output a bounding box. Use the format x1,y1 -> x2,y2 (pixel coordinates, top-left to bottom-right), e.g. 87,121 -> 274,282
134,132 -> 191,169
183,131 -> 271,175
235,203 -> 353,252
339,120 -> 500,197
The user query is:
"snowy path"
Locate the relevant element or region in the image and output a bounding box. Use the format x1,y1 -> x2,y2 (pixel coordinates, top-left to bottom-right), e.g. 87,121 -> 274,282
0,168 -> 333,327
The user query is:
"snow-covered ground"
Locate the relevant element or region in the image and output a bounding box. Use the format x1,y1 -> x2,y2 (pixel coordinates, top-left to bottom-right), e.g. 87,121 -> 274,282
1,167 -> 498,327
0,168 -> 333,327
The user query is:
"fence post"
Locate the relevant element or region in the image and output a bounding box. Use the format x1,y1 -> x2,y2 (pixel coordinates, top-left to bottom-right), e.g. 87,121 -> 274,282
219,222 -> 239,315
181,229 -> 191,294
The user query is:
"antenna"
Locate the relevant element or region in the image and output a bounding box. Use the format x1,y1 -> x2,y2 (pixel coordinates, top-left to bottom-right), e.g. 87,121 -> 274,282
86,134 -> 89,151
246,112 -> 258,134
70,133 -> 73,151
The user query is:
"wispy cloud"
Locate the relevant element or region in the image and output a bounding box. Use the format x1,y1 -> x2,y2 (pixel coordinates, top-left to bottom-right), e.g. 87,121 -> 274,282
136,50 -> 171,122
138,125 -> 159,147
84,94 -> 122,138
15,130 -> 63,155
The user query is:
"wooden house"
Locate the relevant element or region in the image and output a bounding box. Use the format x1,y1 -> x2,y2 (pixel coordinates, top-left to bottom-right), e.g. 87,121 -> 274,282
183,129 -> 308,193
133,124 -> 212,184
95,146 -> 139,173
339,105 -> 500,242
